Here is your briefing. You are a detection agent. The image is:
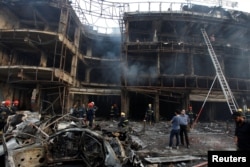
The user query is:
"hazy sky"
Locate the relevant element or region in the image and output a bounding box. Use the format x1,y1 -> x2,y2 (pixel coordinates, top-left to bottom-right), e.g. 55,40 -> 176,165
236,0 -> 250,12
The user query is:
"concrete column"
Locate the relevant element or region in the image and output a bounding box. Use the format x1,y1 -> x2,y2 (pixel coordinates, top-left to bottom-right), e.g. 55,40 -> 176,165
67,93 -> 74,113
157,52 -> 160,75
72,26 -> 81,85
186,93 -> 191,109
85,68 -> 92,83
86,43 -> 92,57
58,7 -> 69,35
121,89 -> 129,116
182,94 -> 188,110
125,20 -> 129,42
189,51 -> 194,75
154,94 -> 160,122
74,27 -> 81,48
70,55 -> 78,86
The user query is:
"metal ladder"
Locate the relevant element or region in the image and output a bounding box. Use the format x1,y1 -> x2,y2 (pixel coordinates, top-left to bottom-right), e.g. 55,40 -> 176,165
201,28 -> 238,114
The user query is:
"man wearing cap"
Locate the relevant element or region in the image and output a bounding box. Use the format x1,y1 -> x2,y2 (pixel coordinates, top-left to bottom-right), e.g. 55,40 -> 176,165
233,111 -> 250,151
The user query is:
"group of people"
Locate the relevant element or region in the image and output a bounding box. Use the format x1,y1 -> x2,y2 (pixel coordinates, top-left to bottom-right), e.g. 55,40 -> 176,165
166,107 -> 250,151
70,102 -> 130,129
0,100 -> 19,130
109,104 -> 129,128
167,109 -> 190,150
70,101 -> 98,128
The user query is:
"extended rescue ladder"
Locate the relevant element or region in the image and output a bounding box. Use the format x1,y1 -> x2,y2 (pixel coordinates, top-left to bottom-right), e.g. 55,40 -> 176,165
200,28 -> 238,114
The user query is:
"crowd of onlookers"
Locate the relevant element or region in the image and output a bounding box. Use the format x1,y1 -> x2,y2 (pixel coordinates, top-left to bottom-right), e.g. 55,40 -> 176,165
69,101 -> 98,128
69,102 -> 131,129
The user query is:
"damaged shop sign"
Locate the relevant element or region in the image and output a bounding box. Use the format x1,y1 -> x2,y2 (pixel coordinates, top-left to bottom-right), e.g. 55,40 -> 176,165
0,111 -> 143,167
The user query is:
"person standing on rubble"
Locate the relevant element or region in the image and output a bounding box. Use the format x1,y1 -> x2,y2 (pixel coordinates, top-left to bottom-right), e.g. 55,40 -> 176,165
78,103 -> 87,124
87,102 -> 95,128
70,103 -> 79,117
113,103 -> 119,120
91,101 -> 98,112
78,103 -> 86,118
144,103 -> 155,125
0,100 -> 13,130
167,110 -> 181,150
0,101 -> 8,131
118,112 -> 129,128
110,104 -> 115,120
179,109 -> 190,148
91,101 -> 98,124
233,111 -> 250,151
187,105 -> 195,129
11,100 -> 19,114
5,100 -> 14,115
110,103 -> 119,120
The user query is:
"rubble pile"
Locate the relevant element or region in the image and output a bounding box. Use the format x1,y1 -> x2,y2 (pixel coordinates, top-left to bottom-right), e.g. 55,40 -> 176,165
0,112 -> 236,167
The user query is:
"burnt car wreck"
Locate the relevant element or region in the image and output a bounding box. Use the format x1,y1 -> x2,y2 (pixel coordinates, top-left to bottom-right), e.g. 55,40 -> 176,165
0,111 -> 149,167
0,111 -> 145,167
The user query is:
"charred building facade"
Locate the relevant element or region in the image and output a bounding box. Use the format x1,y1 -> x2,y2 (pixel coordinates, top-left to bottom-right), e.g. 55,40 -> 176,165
0,0 -> 250,121
0,0 -> 122,118
121,2 -> 250,121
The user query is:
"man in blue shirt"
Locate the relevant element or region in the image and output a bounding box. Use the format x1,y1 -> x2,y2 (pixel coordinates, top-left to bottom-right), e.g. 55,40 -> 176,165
179,109 -> 190,148
167,110 -> 181,149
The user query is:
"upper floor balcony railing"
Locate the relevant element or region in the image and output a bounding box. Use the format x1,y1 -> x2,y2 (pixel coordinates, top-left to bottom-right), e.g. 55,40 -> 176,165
70,0 -> 239,34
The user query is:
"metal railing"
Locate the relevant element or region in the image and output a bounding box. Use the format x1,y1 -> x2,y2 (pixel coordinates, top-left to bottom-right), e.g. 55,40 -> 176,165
69,0 -> 239,34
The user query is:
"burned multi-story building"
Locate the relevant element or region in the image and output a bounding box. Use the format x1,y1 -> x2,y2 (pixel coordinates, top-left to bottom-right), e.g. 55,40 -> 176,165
0,0 -> 250,122
0,0 -> 122,118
